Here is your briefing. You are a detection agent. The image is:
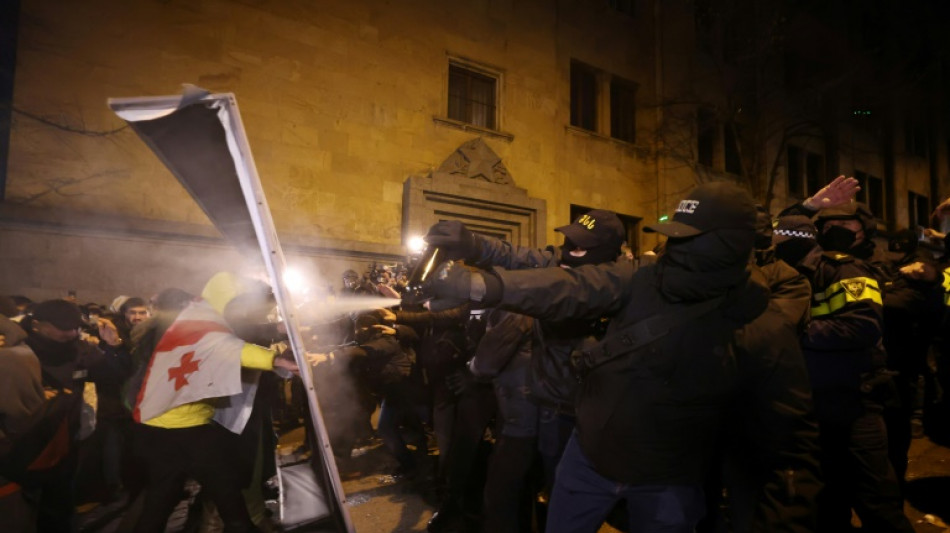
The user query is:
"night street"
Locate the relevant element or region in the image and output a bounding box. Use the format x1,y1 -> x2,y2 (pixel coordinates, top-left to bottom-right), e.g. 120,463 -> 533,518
72,414 -> 950,532
337,433 -> 950,533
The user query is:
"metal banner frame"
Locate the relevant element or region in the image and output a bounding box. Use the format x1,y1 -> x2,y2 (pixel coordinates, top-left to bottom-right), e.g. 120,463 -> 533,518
109,87 -> 354,533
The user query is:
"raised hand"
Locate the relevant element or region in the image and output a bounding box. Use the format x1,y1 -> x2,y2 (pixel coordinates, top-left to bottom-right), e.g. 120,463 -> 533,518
97,317 -> 122,347
803,175 -> 860,210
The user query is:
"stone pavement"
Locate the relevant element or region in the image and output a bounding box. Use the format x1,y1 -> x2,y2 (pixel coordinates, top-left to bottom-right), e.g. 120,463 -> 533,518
336,435 -> 950,533
77,431 -> 950,532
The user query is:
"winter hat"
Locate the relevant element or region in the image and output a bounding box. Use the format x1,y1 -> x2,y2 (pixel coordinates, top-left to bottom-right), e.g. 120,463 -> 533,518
31,299 -> 84,331
772,215 -> 818,243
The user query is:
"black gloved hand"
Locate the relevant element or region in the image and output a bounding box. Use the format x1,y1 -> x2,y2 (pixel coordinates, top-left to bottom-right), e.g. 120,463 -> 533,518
424,221 -> 478,261
446,367 -> 476,397
423,260 -> 474,300
423,261 -> 503,308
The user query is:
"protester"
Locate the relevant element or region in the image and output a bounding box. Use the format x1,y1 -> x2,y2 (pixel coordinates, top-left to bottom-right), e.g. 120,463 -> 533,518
22,298 -> 128,531
131,272 -> 297,533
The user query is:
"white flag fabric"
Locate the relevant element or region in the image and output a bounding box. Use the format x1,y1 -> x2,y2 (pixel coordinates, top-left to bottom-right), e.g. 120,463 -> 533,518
135,300 -> 252,430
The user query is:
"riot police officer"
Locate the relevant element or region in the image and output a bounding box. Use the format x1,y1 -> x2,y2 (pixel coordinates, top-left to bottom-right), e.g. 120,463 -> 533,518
425,183 -> 819,532
773,209 -> 914,532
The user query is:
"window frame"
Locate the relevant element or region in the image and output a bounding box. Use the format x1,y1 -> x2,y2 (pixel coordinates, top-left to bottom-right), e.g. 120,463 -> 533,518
609,76 -> 638,144
570,60 -> 599,132
447,60 -> 500,131
908,191 -> 930,229
696,108 -> 717,168
854,170 -> 886,222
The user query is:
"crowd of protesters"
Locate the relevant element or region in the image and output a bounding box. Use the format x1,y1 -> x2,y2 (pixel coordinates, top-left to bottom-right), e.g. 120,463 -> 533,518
4,176 -> 950,533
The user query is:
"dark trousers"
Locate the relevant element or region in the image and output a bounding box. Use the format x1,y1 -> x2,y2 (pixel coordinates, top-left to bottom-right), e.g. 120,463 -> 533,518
36,449 -> 79,533
481,435 -> 537,533
443,382 -> 496,515
548,433 -> 705,533
537,406 -> 575,493
882,373 -> 918,494
134,423 -> 258,533
377,380 -> 428,471
816,411 -> 914,533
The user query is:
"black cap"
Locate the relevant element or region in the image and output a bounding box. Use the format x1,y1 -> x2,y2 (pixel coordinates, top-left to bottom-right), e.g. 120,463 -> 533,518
644,182 -> 756,237
555,209 -> 625,249
31,299 -> 84,331
772,215 -> 818,243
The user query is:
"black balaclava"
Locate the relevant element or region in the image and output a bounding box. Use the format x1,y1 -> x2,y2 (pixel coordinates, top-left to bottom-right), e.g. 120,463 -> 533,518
662,229 -> 754,273
559,238 -> 620,268
659,228 -> 753,301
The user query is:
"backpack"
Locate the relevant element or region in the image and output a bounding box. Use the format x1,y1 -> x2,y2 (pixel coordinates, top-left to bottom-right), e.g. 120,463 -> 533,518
0,388 -> 82,487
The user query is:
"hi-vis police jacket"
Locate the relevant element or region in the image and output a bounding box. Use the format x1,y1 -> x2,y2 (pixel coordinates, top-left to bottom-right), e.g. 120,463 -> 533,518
796,247 -> 884,421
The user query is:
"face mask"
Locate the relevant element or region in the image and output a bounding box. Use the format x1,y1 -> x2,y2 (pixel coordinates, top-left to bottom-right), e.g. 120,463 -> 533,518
774,239 -> 817,266
559,239 -> 619,268
818,225 -> 857,252
661,229 -> 754,272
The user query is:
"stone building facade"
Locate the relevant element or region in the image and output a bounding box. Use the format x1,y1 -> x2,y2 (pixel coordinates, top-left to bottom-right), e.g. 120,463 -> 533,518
1,0 -> 673,302
1,0 -> 947,303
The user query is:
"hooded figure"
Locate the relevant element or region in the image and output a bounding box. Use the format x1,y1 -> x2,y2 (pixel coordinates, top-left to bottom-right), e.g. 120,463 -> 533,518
132,272 -> 296,533
135,272 -> 285,432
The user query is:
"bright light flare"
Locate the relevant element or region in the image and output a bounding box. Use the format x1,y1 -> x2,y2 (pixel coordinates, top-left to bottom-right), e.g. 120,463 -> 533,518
283,266 -> 309,295
408,235 -> 427,254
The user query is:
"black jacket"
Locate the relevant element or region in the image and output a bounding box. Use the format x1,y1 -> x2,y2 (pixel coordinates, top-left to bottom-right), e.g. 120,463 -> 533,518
469,309 -> 536,438
491,258 -> 773,485
790,247 -> 885,422
470,235 -> 613,410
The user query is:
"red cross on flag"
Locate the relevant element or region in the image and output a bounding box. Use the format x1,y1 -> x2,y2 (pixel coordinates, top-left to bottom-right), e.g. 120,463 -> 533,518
134,300 -> 247,425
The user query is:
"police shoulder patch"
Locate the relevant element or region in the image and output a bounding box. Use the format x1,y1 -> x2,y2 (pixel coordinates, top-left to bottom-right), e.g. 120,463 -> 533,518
841,278 -> 867,299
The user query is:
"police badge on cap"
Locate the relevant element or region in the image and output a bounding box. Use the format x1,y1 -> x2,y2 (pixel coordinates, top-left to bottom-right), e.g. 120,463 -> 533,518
555,209 -> 625,249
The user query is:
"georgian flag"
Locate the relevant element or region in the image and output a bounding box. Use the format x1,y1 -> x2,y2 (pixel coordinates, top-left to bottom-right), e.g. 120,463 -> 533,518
134,300 -> 258,433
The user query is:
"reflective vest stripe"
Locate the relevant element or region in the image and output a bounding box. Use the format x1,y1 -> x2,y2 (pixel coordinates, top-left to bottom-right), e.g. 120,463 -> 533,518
811,277 -> 882,317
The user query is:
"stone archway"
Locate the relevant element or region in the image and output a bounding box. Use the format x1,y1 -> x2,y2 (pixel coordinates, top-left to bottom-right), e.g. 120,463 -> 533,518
402,138 -> 546,246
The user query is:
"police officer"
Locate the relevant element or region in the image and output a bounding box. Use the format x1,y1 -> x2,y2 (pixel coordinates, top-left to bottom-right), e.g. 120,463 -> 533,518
425,182 -> 818,532
772,212 -> 914,532
424,208 -> 626,515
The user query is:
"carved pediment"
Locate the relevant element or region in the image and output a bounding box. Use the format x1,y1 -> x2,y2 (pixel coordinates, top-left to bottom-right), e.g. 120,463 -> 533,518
432,138 -> 513,186
403,137 -> 544,248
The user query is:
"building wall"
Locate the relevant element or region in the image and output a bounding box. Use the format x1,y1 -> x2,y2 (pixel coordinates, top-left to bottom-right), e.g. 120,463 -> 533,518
3,0 -> 662,299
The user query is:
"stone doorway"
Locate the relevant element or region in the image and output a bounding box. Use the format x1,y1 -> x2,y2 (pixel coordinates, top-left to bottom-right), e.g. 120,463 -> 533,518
402,138 -> 546,247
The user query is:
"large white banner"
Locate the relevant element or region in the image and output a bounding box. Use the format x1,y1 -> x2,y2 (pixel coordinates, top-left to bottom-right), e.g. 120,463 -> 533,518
109,85 -> 354,532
